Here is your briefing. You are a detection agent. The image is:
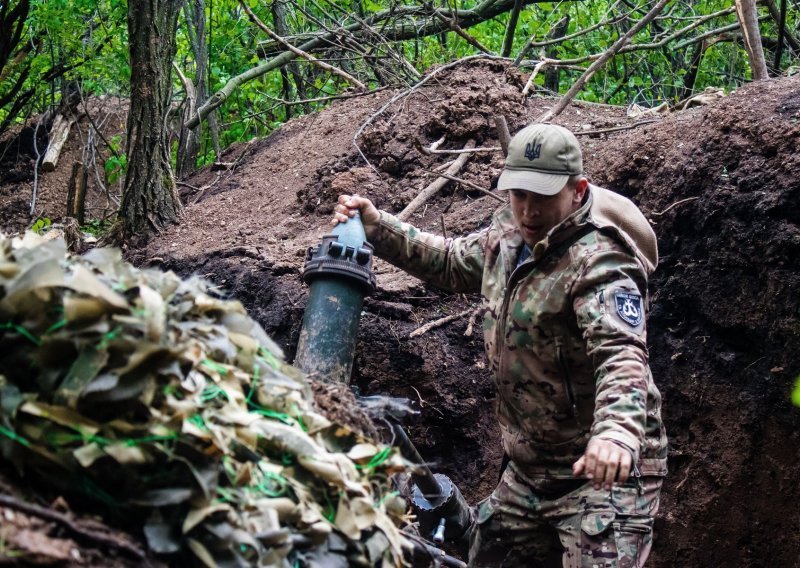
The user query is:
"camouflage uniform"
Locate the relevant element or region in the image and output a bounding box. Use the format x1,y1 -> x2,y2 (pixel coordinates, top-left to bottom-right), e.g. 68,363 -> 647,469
365,185 -> 667,567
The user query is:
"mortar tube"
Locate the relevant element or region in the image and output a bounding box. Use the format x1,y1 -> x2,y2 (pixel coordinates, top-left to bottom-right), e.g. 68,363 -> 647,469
295,213 -> 376,383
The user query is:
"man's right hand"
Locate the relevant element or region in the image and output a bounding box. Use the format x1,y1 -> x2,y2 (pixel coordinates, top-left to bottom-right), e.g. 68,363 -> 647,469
332,194 -> 381,228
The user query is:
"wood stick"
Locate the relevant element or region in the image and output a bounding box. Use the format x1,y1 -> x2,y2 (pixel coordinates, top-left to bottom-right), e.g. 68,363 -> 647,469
398,140 -> 475,221
239,1 -> 366,90
416,138 -> 501,155
433,11 -> 492,54
418,166 -> 505,203
409,308 -> 473,338
574,119 -> 660,136
536,0 -> 670,123
493,115 -> 511,156
42,114 -> 75,172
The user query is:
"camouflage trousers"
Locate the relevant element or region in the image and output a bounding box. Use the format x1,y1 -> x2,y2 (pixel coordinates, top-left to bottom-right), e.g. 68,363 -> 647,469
468,461 -> 662,568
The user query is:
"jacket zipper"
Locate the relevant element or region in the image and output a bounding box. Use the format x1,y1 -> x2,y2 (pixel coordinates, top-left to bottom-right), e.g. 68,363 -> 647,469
556,338 -> 581,428
495,260 -> 529,383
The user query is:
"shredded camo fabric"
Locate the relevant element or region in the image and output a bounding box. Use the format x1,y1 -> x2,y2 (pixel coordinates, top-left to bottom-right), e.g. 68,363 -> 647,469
0,232 -> 412,567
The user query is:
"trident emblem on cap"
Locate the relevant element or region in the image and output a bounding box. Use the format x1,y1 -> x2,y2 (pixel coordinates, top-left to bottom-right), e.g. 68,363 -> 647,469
525,141 -> 542,161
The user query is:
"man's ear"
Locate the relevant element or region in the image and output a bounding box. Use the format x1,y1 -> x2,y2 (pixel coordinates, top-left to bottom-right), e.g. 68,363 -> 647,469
574,177 -> 589,204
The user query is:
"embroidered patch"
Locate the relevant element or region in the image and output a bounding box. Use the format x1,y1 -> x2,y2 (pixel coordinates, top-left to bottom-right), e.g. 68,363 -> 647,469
614,292 -> 643,327
525,141 -> 542,160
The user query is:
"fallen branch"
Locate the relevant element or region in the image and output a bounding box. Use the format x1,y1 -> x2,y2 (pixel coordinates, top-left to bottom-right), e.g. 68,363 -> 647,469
409,308 -> 473,338
493,114 -> 511,156
398,139 -> 475,221
433,10 -> 493,54
574,119 -> 660,136
190,172 -> 222,204
536,0 -> 670,123
42,114 -> 76,171
0,494 -> 145,560
418,166 -> 505,203
261,86 -> 390,107
464,307 -> 481,337
240,1 -> 366,90
416,139 -> 501,155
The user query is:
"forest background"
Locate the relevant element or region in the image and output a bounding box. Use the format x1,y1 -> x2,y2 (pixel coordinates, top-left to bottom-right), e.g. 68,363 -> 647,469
2,0 -> 798,216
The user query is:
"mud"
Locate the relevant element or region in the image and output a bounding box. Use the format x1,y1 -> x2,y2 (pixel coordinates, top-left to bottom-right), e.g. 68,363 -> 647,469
2,60 -> 799,566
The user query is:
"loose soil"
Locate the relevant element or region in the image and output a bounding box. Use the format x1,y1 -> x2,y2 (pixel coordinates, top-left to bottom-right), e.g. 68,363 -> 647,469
1,59 -> 799,567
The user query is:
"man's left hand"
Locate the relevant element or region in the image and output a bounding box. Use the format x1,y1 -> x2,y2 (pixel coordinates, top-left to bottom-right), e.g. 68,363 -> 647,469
572,438 -> 633,490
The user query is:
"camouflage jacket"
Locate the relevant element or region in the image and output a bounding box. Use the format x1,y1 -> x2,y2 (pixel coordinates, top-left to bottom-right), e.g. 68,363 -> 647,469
365,186 -> 668,478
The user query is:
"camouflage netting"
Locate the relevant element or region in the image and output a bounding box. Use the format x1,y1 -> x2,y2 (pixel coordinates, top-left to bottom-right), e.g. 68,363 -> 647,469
0,232 -> 412,567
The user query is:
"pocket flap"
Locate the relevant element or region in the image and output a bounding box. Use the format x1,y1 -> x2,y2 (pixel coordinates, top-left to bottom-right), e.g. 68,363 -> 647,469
580,511 -> 616,536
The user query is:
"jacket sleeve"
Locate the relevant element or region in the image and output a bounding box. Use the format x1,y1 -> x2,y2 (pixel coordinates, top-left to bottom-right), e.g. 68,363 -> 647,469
364,211 -> 487,293
571,246 -> 651,463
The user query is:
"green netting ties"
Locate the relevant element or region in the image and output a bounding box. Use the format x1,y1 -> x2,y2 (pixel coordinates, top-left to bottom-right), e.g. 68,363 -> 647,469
257,347 -> 281,370
378,490 -> 401,507
200,383 -> 229,403
44,319 -> 67,334
188,414 -> 207,430
201,358 -> 230,375
246,357 -> 261,405
0,321 -> 41,346
97,326 -> 122,349
355,446 -> 392,471
255,470 -> 288,498
0,424 -> 31,447
323,490 -> 336,522
250,407 -> 294,425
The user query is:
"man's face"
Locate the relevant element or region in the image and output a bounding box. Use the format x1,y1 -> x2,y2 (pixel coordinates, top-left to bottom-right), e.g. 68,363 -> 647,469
509,180 -> 586,246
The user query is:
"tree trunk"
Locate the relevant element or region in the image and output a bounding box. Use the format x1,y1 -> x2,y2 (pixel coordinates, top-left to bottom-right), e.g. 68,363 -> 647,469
176,0 -> 208,178
121,0 -> 184,238
501,0 -> 524,57
734,0 -> 769,80
272,0 -> 307,116
544,15 -> 569,93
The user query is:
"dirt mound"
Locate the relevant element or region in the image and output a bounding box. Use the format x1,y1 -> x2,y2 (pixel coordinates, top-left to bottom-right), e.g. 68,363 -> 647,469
138,61 -> 800,566
4,59 -> 798,565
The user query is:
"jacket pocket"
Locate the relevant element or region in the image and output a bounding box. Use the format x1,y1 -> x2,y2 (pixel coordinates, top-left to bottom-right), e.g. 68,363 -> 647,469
580,512 -> 653,568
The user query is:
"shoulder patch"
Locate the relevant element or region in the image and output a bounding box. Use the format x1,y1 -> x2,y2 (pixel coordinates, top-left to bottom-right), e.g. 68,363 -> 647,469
614,291 -> 643,327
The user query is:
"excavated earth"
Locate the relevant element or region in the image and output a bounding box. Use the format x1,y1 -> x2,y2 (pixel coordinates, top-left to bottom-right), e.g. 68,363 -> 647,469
1,59 -> 799,566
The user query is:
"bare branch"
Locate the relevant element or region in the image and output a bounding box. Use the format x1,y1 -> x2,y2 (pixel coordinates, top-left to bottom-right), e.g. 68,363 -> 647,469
240,1 -> 366,90
418,166 -> 506,203
398,140 -> 476,221
536,0 -> 671,123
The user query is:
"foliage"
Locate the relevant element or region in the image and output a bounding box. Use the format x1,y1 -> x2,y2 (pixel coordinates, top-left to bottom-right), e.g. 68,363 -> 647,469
3,0 -> 799,170
81,217 -> 114,237
103,135 -> 127,185
793,376 -> 800,407
30,216 -> 51,234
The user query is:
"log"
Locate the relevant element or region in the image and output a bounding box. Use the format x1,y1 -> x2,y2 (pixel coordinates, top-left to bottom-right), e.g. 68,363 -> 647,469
41,114 -> 75,172
66,161 -> 88,224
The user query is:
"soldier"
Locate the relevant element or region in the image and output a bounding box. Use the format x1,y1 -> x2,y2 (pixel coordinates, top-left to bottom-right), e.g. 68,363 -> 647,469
333,123 -> 667,567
